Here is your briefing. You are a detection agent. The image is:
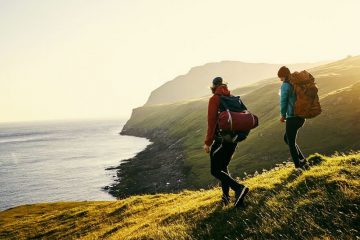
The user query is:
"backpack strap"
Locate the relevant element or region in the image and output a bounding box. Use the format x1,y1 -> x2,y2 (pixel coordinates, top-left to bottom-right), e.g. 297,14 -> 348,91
216,95 -> 233,130
216,94 -> 229,111
220,98 -> 229,111
239,97 -> 248,111
287,83 -> 295,111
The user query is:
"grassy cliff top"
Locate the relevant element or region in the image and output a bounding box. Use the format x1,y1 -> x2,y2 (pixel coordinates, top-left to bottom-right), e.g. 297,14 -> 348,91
1,152 -> 359,239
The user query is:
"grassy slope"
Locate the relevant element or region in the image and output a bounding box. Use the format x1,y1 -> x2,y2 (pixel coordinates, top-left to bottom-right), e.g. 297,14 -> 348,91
122,56 -> 360,188
1,153 -> 359,239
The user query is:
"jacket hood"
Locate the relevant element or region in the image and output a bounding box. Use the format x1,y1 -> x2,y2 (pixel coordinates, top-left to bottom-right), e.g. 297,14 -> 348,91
214,85 -> 231,96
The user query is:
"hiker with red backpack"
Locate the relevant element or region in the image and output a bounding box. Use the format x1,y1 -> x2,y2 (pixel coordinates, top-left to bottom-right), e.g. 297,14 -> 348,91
278,66 -> 321,170
203,77 -> 258,207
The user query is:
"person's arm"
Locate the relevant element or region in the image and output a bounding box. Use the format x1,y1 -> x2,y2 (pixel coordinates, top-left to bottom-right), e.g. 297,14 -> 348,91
280,83 -> 290,118
204,96 -> 219,146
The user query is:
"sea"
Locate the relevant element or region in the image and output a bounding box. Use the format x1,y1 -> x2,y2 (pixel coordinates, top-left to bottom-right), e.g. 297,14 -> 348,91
0,118 -> 151,211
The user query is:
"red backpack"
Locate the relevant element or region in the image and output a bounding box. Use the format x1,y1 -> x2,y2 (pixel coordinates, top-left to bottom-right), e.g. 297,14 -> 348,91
217,95 -> 259,143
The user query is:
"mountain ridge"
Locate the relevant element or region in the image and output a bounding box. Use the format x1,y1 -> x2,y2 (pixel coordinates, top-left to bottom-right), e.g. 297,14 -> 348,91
145,60 -> 330,106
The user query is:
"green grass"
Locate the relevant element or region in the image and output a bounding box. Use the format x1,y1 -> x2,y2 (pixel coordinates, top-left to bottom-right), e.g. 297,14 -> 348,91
122,56 -> 360,188
1,152 -> 359,239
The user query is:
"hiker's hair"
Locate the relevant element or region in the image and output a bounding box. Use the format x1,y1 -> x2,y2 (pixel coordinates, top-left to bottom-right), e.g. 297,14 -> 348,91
278,66 -> 291,79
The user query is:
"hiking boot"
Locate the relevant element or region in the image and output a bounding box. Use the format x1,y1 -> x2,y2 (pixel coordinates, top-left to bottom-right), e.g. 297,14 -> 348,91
299,159 -> 311,170
293,167 -> 304,175
234,185 -> 249,207
221,194 -> 230,206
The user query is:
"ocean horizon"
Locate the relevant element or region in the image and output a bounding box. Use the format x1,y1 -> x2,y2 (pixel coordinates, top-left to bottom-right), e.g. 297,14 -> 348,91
0,118 -> 151,211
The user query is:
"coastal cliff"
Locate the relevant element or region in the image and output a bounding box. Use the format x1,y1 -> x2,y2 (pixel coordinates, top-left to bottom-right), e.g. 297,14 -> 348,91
106,127 -> 196,199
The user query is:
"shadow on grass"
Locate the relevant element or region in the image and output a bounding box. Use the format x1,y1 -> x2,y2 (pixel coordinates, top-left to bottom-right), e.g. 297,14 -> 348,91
188,166 -> 359,240
188,169 -> 302,240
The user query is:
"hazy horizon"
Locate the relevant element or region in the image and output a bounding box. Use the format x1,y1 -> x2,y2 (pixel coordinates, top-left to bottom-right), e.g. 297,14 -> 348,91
1,0 -> 360,123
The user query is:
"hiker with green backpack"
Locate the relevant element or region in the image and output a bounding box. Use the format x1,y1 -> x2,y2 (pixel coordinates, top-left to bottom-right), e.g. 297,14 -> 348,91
203,77 -> 258,207
278,66 -> 321,170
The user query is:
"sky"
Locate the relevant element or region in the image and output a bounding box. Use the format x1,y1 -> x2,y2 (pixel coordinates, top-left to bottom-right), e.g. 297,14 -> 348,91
1,0 -> 359,123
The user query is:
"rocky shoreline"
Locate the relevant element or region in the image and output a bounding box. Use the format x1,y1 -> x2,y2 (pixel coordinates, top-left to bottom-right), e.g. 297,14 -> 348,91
105,127 -> 195,199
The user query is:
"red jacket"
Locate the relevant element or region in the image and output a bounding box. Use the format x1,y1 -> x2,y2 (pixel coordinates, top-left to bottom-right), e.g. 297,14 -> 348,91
204,85 -> 231,146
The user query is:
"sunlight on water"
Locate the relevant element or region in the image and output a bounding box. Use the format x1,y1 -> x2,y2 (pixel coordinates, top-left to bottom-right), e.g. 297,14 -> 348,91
0,118 -> 151,211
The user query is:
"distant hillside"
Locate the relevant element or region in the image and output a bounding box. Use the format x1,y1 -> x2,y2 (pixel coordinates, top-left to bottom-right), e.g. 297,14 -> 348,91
118,56 -> 360,192
145,61 -> 328,105
1,153 -> 359,239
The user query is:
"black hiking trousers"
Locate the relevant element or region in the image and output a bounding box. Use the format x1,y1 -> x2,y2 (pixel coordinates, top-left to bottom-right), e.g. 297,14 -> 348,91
284,116 -> 306,168
210,140 -> 244,197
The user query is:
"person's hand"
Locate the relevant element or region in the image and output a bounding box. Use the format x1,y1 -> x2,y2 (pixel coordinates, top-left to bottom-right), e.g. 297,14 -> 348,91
203,144 -> 210,153
280,116 -> 286,123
